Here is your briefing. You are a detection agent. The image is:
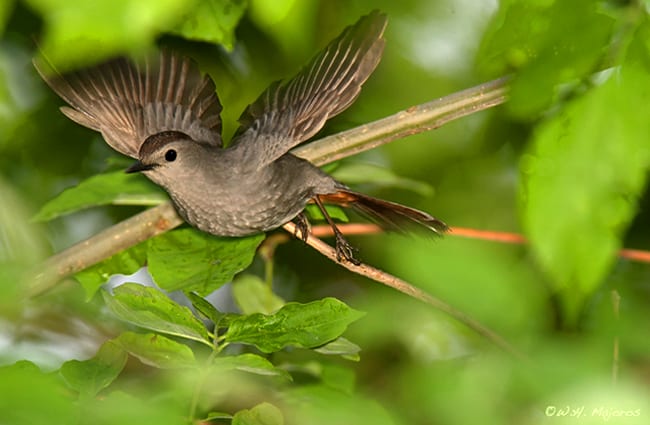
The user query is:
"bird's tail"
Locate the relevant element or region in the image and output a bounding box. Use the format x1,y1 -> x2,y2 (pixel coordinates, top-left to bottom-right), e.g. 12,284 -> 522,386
318,189 -> 448,236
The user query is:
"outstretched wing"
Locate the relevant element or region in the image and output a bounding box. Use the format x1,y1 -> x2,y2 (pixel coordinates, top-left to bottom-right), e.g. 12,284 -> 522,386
35,51 -> 223,158
230,10 -> 387,169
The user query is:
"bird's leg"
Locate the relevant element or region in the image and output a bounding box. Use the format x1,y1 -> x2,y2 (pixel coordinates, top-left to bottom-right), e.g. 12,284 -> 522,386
313,196 -> 360,265
293,212 -> 310,242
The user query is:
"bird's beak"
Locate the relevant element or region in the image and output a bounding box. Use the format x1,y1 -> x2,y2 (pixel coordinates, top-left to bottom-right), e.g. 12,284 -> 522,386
125,161 -> 155,174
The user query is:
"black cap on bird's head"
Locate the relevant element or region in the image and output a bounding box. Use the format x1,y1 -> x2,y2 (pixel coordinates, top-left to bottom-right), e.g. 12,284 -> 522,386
125,131 -> 192,174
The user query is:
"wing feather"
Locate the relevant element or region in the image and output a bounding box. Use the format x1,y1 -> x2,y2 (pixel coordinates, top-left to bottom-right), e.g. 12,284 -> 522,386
35,51 -> 223,158
231,11 -> 387,168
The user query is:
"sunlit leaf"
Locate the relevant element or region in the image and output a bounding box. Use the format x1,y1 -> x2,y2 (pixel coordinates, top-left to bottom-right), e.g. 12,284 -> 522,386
521,60 -> 650,322
114,331 -> 196,369
170,0 -> 246,50
224,298 -> 365,353
212,353 -> 291,380
34,171 -> 166,222
232,274 -> 285,315
232,402 -> 284,425
478,0 -> 615,117
313,337 -> 361,361
148,228 -> 264,295
60,340 -> 127,396
103,283 -> 211,344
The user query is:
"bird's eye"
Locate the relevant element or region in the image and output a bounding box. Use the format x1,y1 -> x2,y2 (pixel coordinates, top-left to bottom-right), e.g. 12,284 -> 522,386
165,149 -> 177,162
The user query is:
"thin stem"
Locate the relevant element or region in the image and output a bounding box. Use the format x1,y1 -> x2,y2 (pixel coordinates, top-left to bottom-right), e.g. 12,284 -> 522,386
188,349 -> 220,423
283,221 -> 527,360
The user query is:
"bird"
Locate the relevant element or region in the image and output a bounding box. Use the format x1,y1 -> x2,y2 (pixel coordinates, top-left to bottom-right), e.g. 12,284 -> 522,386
35,10 -> 447,265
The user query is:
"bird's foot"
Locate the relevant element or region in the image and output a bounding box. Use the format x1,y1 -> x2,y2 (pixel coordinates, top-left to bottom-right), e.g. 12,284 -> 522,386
334,233 -> 360,265
293,212 -> 310,242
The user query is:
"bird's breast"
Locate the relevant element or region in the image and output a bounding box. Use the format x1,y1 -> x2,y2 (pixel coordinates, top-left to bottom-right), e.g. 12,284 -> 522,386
167,163 -> 315,237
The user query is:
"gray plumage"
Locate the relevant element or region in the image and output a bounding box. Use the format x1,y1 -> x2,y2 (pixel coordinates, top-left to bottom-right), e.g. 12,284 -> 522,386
36,11 -> 447,264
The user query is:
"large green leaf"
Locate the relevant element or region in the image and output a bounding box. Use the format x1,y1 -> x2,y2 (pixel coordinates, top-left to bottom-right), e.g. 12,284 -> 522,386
170,0 -> 247,50
521,59 -> 650,321
224,298 -> 365,353
148,228 -> 264,295
103,283 -> 211,345
79,390 -> 184,425
0,361 -> 76,424
59,340 -> 128,396
34,171 -> 166,222
478,0 -> 615,118
114,331 -> 196,369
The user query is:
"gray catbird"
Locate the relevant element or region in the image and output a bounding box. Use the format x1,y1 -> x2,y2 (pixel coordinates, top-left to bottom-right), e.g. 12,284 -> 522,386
36,11 -> 447,264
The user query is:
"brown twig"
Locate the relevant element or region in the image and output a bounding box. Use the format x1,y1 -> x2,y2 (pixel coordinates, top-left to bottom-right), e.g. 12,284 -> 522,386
282,221 -> 527,360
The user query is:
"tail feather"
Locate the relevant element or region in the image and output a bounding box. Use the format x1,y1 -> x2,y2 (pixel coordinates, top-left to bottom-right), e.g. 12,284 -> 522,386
319,190 -> 448,236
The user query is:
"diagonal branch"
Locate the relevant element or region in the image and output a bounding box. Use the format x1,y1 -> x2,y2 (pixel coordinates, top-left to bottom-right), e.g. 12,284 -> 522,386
29,77 -> 509,296
282,221 -> 527,360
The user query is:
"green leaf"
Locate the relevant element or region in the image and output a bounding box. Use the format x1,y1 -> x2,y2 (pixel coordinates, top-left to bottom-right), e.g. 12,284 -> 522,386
520,60 -> 650,322
212,353 -> 291,380
0,0 -> 14,35
187,291 -> 224,324
75,241 -> 148,300
331,162 -> 434,197
148,228 -> 264,295
224,298 -> 365,353
205,412 -> 233,421
170,0 -> 246,51
60,340 -> 127,396
283,385 -> 394,425
232,402 -> 284,425
319,363 -> 356,394
34,171 -> 166,222
0,361 -> 76,424
103,283 -> 211,345
313,337 -> 361,361
80,390 -> 185,425
26,0 -> 194,71
232,274 -> 285,315
114,331 -> 196,369
478,0 -> 615,118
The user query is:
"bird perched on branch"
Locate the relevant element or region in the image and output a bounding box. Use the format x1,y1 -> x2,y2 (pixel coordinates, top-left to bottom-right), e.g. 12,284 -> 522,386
36,11 -> 447,264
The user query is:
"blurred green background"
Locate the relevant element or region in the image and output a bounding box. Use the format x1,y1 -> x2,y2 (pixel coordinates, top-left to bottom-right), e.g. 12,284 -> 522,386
2,0 -> 650,424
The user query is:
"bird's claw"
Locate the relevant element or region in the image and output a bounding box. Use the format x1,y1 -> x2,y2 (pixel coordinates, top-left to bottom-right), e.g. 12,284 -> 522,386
293,213 -> 310,243
334,234 -> 360,265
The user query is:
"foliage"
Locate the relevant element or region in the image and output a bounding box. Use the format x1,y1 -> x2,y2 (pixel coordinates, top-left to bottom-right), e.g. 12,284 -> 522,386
3,0 -> 650,424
